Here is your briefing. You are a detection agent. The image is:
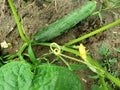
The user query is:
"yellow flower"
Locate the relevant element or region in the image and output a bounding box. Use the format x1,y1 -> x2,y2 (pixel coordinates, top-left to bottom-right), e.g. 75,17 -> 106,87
79,44 -> 87,59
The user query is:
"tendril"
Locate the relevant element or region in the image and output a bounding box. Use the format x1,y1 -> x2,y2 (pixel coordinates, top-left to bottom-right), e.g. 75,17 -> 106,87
50,43 -> 61,55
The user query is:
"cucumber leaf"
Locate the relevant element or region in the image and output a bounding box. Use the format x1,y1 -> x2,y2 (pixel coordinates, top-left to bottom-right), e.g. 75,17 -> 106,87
31,64 -> 83,90
0,62 -> 83,90
69,64 -> 88,70
91,84 -> 101,90
0,61 -> 33,90
28,44 -> 38,64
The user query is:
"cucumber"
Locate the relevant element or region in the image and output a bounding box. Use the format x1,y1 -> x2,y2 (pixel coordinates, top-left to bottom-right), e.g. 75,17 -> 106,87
32,1 -> 97,42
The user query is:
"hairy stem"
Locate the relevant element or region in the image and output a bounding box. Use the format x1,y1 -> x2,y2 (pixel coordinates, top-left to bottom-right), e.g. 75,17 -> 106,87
99,76 -> 108,90
65,19 -> 120,46
8,0 -> 29,43
105,72 -> 120,87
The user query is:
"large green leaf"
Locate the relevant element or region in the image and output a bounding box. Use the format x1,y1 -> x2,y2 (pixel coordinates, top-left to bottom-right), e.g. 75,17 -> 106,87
0,61 -> 33,90
31,64 -> 83,90
0,61 -> 83,90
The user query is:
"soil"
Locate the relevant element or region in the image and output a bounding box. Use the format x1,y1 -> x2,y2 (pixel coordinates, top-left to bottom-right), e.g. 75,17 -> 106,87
0,0 -> 120,90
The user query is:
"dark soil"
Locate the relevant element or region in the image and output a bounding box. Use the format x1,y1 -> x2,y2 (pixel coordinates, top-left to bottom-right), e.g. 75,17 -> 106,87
0,0 -> 120,90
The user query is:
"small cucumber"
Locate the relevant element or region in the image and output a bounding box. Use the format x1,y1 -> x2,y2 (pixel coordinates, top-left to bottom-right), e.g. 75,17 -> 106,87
32,1 -> 97,42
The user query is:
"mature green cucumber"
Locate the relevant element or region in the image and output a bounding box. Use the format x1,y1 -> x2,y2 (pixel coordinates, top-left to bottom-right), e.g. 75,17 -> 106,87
32,1 -> 96,42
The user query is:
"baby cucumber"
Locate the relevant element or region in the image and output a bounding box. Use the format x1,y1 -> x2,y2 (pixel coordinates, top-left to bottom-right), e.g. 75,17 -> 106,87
32,1 -> 97,42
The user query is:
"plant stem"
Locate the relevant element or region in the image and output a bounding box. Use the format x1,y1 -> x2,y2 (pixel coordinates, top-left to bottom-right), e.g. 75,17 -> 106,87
36,42 -> 120,87
8,0 -> 29,43
18,43 -> 28,55
61,46 -> 80,56
36,42 -> 51,47
4,53 -> 18,60
99,76 -> 108,90
59,56 -> 72,70
105,72 -> 120,87
60,54 -> 83,63
65,19 -> 120,46
36,42 -> 80,56
102,5 -> 120,11
17,43 -> 28,61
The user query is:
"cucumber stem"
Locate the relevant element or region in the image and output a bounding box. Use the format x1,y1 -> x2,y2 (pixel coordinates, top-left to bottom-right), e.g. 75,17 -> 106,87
37,42 -> 120,87
99,76 -> 108,90
105,72 -> 120,87
65,19 -> 120,46
18,43 -> 28,55
17,43 -> 28,61
35,42 -> 80,56
8,0 -> 29,43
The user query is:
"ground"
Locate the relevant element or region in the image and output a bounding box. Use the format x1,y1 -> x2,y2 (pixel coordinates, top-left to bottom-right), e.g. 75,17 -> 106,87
0,0 -> 120,90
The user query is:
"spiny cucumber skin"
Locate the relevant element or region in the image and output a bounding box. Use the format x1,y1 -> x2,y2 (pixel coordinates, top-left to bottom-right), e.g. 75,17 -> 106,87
33,1 -> 97,42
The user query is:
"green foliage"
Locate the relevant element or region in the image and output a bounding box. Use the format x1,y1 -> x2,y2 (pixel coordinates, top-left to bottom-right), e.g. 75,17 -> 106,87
91,84 -> 101,90
69,64 -> 88,70
113,47 -> 120,53
7,0 -> 120,89
91,84 -> 114,90
108,58 -> 117,64
0,61 -> 83,90
99,44 -> 111,57
0,61 -> 33,90
28,44 -> 38,64
99,44 -> 120,89
0,57 -> 3,67
102,0 -> 120,9
31,64 -> 83,90
92,0 -> 120,22
88,75 -> 99,79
